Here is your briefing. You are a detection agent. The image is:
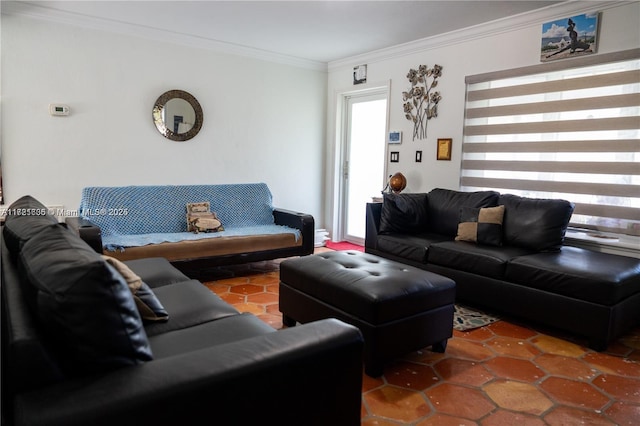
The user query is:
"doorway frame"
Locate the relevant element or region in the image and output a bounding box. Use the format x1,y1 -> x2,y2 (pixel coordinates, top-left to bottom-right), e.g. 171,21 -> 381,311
332,81 -> 391,244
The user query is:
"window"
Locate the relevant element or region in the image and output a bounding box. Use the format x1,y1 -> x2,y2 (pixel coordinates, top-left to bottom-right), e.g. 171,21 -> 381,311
461,49 -> 640,237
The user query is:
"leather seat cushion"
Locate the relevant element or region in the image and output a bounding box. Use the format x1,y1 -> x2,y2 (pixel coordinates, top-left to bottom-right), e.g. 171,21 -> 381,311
376,232 -> 449,264
124,257 -> 191,288
145,280 -> 240,337
149,313 -> 274,359
428,241 -> 534,279
279,251 -> 455,324
505,246 -> 640,305
103,233 -> 300,262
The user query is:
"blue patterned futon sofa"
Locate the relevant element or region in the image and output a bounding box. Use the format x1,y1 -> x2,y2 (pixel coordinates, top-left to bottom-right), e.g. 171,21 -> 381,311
66,183 -> 314,267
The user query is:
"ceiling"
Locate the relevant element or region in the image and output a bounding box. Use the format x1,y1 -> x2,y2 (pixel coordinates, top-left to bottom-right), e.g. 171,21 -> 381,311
13,1 -> 565,63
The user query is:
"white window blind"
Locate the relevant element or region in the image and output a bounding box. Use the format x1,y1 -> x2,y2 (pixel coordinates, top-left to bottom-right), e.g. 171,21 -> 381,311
462,49 -> 640,237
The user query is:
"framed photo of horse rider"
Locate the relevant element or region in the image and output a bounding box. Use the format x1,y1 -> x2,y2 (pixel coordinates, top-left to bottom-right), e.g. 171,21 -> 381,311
540,13 -> 599,62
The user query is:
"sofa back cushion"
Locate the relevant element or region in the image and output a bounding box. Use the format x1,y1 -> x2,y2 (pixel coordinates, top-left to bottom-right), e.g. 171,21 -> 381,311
500,194 -> 575,252
379,193 -> 429,234
19,223 -> 153,375
2,239 -> 66,394
427,189 -> 500,237
2,195 -> 59,254
79,183 -> 275,236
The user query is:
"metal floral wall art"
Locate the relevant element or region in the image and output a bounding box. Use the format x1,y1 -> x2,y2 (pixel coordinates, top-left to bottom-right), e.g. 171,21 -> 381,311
403,64 -> 443,140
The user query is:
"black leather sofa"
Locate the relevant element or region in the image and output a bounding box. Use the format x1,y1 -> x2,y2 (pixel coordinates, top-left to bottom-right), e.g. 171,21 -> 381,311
1,195 -> 364,426
365,188 -> 640,350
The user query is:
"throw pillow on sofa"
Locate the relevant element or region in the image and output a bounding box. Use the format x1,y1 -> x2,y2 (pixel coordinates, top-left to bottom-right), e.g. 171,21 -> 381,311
379,193 -> 429,234
102,255 -> 169,323
186,201 -> 224,233
19,223 -> 153,375
500,194 -> 575,252
455,205 -> 505,246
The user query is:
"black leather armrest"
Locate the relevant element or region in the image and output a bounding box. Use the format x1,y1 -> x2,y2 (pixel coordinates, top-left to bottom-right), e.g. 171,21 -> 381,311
365,202 -> 382,251
65,217 -> 103,254
14,319 -> 363,426
273,208 -> 315,255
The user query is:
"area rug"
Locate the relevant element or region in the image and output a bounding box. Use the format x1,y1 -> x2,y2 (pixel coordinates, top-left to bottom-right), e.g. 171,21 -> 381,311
453,304 -> 501,331
325,241 -> 365,252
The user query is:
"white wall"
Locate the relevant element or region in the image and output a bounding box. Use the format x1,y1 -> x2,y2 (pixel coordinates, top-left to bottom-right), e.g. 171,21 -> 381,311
325,1 -> 640,236
3,2 -> 638,235
1,13 -> 327,223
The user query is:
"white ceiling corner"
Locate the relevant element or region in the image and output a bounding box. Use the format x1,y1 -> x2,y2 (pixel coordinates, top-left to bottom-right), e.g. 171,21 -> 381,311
2,1 -> 627,70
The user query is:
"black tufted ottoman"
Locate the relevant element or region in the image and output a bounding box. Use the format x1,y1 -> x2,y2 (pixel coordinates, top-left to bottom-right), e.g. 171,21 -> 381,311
279,250 -> 456,377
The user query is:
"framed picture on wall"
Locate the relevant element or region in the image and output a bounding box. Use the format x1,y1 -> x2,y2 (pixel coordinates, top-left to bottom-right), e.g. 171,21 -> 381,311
388,131 -> 402,144
540,13 -> 599,62
353,64 -> 367,84
390,151 -> 399,163
437,138 -> 452,161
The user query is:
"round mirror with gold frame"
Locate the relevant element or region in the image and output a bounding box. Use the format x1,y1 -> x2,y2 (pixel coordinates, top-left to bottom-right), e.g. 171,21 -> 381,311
152,90 -> 203,142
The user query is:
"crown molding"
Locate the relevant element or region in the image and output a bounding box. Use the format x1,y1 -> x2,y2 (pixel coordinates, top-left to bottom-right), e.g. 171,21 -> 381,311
4,1 -> 630,73
328,1 -> 629,71
1,1 -> 328,72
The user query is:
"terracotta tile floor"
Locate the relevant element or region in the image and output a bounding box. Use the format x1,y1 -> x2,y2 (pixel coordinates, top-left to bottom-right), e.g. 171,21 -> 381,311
201,252 -> 640,425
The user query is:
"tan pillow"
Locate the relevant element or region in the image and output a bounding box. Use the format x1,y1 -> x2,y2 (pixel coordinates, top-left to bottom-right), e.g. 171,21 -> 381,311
455,205 -> 505,246
186,202 -> 224,233
102,255 -> 169,323
102,255 -> 142,291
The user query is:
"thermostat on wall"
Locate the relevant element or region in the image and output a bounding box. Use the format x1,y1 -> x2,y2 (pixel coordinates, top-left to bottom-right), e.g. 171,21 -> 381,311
49,104 -> 70,116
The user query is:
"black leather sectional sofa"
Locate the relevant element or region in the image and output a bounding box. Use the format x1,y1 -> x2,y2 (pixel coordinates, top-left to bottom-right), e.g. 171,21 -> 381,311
1,196 -> 364,426
365,188 -> 640,350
